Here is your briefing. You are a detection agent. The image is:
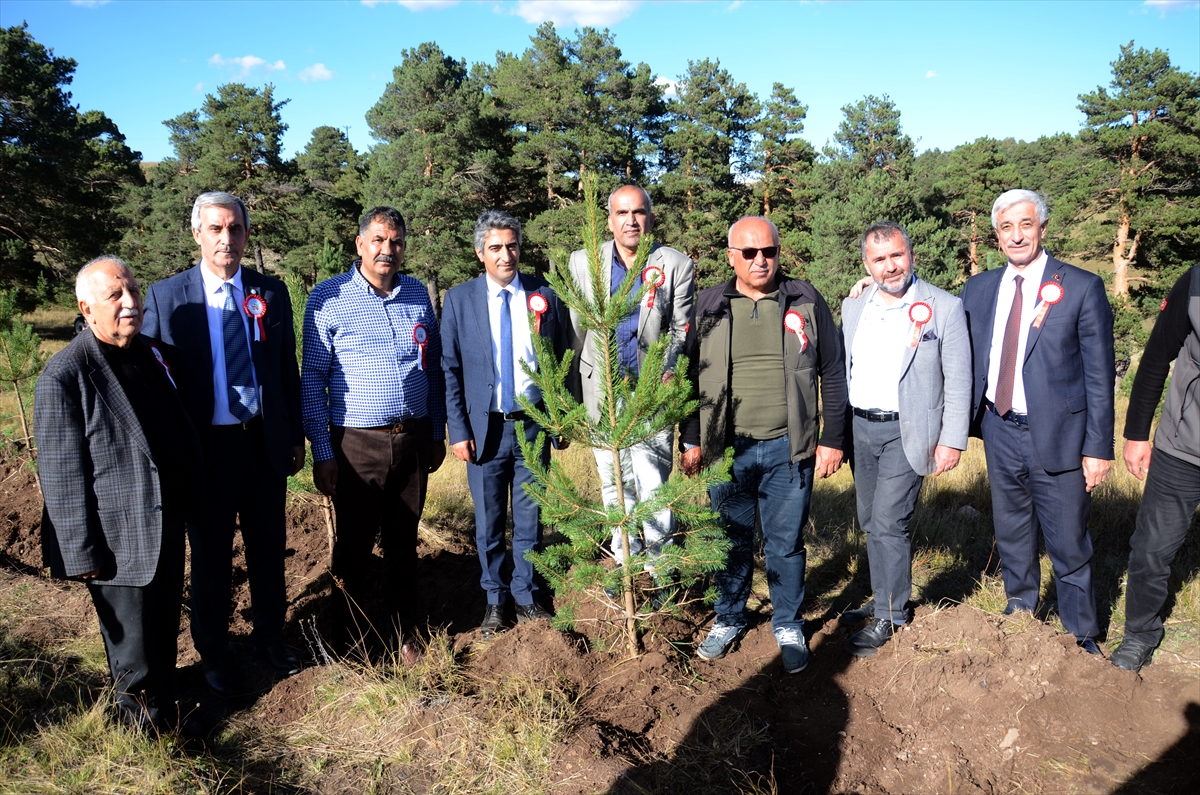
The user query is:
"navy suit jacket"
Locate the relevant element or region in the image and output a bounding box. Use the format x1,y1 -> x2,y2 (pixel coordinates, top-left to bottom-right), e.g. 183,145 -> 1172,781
441,272 -> 569,463
142,264 -> 303,478
959,254 -> 1115,473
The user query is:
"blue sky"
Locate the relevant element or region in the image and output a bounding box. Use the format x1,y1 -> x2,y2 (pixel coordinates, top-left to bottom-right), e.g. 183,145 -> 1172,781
3,0 -> 1198,162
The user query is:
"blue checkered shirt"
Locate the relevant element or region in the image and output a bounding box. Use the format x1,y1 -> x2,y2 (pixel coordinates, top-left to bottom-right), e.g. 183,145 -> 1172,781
302,263 -> 446,462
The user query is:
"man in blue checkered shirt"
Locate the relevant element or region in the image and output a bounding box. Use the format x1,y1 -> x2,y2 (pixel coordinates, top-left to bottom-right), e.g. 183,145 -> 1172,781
302,206 -> 447,664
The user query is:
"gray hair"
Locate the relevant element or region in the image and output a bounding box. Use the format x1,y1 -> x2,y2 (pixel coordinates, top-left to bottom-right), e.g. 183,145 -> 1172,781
991,189 -> 1047,229
860,220 -> 913,261
606,185 -> 653,214
191,191 -> 249,231
727,216 -> 780,247
473,209 -> 522,251
359,206 -> 407,240
75,255 -> 134,302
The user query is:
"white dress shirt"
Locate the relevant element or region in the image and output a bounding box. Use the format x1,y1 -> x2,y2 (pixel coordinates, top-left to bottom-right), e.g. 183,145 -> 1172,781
485,274 -> 539,411
985,251 -> 1048,414
200,262 -> 260,425
848,281 -> 918,412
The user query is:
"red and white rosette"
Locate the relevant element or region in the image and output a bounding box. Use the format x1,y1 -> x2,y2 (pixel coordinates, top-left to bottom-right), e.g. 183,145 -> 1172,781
413,323 -> 428,370
528,293 -> 548,334
908,301 -> 932,347
1032,281 -> 1064,329
642,265 -> 665,308
243,292 -> 268,342
784,310 -> 808,353
146,341 -> 177,388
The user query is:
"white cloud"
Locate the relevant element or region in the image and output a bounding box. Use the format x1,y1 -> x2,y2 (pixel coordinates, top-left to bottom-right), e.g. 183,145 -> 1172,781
654,76 -> 677,99
362,0 -> 460,8
1143,0 -> 1199,12
925,70 -> 937,79
725,0 -> 744,10
194,82 -> 205,93
69,1 -> 111,7
512,0 -> 641,27
298,63 -> 335,82
208,54 -> 287,78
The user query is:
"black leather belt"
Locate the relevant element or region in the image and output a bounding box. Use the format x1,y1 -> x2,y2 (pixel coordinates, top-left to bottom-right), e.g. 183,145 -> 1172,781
491,402 -> 544,423
853,407 -> 900,422
214,415 -> 263,432
365,417 -> 427,434
984,399 -> 1028,427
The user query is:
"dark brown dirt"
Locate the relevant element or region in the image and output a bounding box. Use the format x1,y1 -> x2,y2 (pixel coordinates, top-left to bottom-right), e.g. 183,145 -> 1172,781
3,457 -> 1198,794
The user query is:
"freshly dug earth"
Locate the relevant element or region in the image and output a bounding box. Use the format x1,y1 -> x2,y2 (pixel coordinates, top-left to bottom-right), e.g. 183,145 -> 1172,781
3,458 -> 1197,794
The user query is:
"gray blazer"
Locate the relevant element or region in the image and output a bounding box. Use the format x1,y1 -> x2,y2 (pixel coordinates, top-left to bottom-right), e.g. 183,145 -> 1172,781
842,278 -> 972,476
567,240 -> 694,421
35,330 -> 201,586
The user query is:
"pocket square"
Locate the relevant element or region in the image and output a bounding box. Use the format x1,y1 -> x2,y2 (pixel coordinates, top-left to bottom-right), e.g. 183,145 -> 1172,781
920,329 -> 938,342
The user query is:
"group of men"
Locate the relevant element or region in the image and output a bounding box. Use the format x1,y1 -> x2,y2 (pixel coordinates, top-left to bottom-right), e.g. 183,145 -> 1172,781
36,184 -> 1197,735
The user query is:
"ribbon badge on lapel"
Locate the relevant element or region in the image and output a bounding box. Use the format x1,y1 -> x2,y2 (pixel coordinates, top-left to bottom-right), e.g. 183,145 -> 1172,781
784,310 -> 808,353
908,301 -> 932,348
1032,277 -> 1063,329
641,265 -> 665,308
243,290 -> 268,342
528,293 -> 548,334
146,342 -> 177,389
413,323 -> 428,370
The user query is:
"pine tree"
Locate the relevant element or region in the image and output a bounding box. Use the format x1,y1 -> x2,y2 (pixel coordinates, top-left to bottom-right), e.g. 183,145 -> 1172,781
934,137 -> 1019,277
0,289 -> 46,481
522,176 -> 730,658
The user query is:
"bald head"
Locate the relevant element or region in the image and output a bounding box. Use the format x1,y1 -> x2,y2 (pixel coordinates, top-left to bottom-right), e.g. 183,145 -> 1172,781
76,257 -> 143,347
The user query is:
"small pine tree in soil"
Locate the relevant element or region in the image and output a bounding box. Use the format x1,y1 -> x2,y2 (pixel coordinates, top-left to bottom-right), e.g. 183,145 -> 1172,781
0,290 -> 47,487
518,175 -> 731,658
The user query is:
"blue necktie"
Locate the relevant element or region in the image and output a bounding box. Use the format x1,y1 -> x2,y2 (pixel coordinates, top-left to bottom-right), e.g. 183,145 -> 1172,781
500,289 -> 514,414
222,282 -> 258,421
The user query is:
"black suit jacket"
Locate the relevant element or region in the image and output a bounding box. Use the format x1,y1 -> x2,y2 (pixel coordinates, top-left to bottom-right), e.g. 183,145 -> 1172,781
142,264 -> 303,477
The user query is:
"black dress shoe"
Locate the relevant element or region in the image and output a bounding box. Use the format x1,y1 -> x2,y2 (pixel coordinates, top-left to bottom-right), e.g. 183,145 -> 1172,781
845,617 -> 899,658
515,603 -> 552,623
256,641 -> 303,676
1077,637 -> 1102,656
481,604 -> 505,639
1111,638 -> 1156,671
838,599 -> 876,627
202,656 -> 236,697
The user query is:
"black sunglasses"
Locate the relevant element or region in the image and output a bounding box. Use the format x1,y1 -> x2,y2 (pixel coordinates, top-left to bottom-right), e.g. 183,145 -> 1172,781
731,246 -> 779,260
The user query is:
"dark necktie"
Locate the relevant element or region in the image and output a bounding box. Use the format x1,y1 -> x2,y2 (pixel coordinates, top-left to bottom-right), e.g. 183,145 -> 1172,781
500,289 -> 514,414
994,274 -> 1024,417
222,282 -> 257,421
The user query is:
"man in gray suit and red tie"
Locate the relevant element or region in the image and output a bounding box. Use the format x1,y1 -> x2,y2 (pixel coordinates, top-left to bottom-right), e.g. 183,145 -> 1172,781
959,189 -> 1115,654
442,210 -> 570,639
840,221 -> 972,656
142,192 -> 305,694
37,257 -> 202,734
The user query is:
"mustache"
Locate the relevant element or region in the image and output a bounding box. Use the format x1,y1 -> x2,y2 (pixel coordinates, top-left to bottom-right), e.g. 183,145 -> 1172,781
117,308 -> 139,319
373,255 -> 396,264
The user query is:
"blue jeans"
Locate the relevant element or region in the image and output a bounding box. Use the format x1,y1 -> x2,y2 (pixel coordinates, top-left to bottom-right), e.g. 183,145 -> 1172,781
709,434 -> 813,633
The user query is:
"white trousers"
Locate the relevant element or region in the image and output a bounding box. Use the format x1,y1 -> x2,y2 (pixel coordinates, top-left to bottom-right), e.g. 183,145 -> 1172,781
593,426 -> 675,569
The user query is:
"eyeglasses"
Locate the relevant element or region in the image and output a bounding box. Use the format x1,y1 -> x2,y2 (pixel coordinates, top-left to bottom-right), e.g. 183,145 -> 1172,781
731,246 -> 779,260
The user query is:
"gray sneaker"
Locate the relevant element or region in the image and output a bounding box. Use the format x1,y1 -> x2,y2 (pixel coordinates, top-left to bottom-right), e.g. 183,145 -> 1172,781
697,622 -> 744,660
773,626 -> 810,674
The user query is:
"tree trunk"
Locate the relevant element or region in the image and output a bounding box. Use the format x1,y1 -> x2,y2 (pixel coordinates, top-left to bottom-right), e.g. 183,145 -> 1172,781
968,213 -> 980,276
608,445 -> 639,659
426,273 -> 441,319
1112,212 -> 1133,298
253,242 -> 264,274
13,385 -> 39,492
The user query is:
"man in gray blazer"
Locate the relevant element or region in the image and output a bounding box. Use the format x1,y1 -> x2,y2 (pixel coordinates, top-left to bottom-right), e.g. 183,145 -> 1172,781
37,257 -> 202,733
566,185 -> 694,587
840,221 -> 971,657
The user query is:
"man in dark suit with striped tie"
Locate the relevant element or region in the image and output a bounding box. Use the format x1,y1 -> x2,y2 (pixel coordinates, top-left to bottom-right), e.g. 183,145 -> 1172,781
142,192 -> 305,695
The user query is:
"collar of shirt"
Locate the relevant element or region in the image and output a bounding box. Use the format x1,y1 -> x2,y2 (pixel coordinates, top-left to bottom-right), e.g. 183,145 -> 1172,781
200,260 -> 245,301
351,259 -> 402,298
1003,250 -> 1048,289
986,250 -> 1050,413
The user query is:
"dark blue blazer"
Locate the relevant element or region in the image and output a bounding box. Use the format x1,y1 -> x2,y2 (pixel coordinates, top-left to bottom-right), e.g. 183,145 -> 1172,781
959,254 -> 1115,473
142,264 -> 304,478
441,273 -> 569,463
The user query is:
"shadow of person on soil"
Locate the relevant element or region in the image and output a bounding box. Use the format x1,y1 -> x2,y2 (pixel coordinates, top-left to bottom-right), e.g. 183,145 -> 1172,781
1112,701 -> 1200,795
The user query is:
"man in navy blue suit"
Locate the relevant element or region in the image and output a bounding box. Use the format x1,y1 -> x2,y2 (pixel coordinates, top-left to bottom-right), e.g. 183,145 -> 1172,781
441,210 -> 570,639
959,189 -> 1115,654
142,192 -> 305,694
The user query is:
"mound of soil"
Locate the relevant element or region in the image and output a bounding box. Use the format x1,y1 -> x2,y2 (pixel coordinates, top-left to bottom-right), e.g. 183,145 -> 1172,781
3,457 -> 1197,794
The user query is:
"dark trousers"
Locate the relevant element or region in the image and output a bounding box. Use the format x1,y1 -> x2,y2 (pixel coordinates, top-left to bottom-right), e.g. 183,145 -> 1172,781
329,423 -> 430,645
851,415 -> 924,625
189,420 -> 287,661
709,434 -> 813,634
467,413 -> 549,606
981,408 -> 1099,640
1124,447 -> 1200,645
87,511 -> 185,732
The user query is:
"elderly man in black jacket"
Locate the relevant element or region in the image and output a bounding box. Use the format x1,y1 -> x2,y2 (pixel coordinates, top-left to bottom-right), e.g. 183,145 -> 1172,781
36,256 -> 202,734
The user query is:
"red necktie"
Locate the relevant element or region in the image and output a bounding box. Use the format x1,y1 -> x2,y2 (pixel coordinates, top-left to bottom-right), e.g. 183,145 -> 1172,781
994,275 -> 1024,416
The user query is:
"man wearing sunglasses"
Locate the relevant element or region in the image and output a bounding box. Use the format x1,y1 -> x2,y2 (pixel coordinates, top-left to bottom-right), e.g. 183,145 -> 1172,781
567,185 -> 695,604
681,216 -> 847,673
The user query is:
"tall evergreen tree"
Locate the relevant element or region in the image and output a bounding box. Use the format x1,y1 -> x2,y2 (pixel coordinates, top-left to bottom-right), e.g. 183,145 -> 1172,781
0,24 -> 142,301
657,59 -> 761,286
933,137 -> 1019,276
749,83 -> 816,274
1077,41 -> 1200,296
